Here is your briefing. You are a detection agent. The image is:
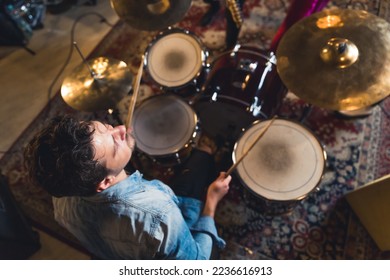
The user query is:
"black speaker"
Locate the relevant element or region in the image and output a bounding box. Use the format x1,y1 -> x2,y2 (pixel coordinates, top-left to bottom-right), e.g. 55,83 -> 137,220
0,1 -> 33,46
0,172 -> 41,259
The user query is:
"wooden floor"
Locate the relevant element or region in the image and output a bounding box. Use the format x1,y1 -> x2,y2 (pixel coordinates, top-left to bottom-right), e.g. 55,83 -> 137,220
0,1 -> 118,260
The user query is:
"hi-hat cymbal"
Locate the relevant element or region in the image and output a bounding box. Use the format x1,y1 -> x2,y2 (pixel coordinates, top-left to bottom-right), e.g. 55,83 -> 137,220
110,0 -> 192,31
276,9 -> 390,111
61,57 -> 133,112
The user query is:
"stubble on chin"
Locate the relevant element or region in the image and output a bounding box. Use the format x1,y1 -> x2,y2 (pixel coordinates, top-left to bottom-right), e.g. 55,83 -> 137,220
126,132 -> 136,152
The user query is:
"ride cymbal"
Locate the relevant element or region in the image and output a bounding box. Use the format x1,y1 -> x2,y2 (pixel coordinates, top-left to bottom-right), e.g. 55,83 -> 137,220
110,0 -> 192,31
61,57 -> 133,112
276,9 -> 390,111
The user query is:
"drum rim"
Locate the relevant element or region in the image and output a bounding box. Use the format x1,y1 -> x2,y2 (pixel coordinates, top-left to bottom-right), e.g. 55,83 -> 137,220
133,94 -> 199,156
232,117 -> 327,201
211,44 -> 276,66
144,28 -> 208,88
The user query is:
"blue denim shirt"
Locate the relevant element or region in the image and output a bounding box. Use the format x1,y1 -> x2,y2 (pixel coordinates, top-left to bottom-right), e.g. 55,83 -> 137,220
53,171 -> 225,259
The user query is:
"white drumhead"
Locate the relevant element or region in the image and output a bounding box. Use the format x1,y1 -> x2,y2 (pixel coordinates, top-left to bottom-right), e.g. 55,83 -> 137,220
147,32 -> 204,87
133,95 -> 197,156
233,119 -> 325,201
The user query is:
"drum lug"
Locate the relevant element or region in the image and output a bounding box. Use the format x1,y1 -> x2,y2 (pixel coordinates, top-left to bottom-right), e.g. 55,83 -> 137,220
250,96 -> 267,119
237,59 -> 258,73
211,89 -> 221,102
174,152 -> 181,164
268,52 -> 277,64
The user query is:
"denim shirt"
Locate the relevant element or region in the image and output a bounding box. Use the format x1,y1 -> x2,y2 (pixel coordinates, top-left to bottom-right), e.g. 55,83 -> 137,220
53,171 -> 225,259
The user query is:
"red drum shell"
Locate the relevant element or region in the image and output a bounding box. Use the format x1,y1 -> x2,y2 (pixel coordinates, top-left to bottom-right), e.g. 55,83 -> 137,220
193,45 -> 287,141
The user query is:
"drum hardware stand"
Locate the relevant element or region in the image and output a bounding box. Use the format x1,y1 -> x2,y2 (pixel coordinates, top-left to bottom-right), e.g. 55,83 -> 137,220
73,41 -> 97,78
225,0 -> 243,29
73,41 -> 106,114
73,41 -> 112,121
225,0 -> 244,49
299,103 -> 313,124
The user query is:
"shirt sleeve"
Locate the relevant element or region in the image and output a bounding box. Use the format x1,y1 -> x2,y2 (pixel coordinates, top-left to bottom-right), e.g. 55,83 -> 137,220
176,196 -> 226,249
156,197 -> 225,260
191,215 -> 226,249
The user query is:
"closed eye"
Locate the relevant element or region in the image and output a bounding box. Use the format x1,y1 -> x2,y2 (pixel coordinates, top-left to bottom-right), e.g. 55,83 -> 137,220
112,135 -> 118,157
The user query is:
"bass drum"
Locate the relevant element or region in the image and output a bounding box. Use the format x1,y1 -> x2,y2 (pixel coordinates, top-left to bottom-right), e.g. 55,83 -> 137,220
193,45 -> 287,144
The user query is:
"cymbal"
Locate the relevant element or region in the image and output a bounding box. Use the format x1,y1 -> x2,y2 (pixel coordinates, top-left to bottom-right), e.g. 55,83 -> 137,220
110,0 -> 192,31
276,9 -> 390,111
61,57 -> 133,112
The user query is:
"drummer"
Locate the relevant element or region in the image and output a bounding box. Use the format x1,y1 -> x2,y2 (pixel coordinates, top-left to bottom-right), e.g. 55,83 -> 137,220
23,115 -> 231,260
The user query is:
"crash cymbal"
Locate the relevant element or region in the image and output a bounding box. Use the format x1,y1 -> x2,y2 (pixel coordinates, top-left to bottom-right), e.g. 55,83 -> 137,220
61,57 -> 133,112
276,9 -> 390,111
110,0 -> 192,31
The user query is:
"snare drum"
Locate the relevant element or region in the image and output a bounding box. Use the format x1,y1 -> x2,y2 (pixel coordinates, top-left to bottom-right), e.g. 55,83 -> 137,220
144,28 -> 208,96
132,94 -> 199,166
233,119 -> 326,214
193,45 -> 287,142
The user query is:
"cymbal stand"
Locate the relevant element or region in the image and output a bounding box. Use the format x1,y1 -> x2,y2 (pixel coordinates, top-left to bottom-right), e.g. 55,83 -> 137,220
73,41 -> 96,78
299,103 -> 313,124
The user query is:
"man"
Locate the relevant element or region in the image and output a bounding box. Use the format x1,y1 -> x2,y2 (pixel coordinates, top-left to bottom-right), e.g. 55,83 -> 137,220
24,115 -> 231,259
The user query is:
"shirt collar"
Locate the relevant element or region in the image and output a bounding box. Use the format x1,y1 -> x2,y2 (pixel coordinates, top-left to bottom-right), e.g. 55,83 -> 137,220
83,171 -> 144,202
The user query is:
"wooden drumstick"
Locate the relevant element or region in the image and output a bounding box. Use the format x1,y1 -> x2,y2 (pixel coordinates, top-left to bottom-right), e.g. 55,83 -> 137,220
125,55 -> 144,129
225,116 -> 277,177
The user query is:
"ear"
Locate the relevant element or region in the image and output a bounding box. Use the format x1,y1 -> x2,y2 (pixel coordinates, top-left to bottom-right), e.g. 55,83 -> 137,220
96,175 -> 115,193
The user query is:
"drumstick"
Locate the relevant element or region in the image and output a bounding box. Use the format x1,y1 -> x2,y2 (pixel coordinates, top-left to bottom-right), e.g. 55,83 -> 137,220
125,55 -> 144,129
225,116 -> 277,177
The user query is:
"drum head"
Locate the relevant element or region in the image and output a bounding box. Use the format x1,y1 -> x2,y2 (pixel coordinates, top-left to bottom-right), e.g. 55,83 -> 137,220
133,95 -> 197,156
233,119 -> 325,201
146,32 -> 204,88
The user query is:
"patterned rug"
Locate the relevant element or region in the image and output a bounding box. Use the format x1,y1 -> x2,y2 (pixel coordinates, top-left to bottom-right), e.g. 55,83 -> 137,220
1,0 -> 389,259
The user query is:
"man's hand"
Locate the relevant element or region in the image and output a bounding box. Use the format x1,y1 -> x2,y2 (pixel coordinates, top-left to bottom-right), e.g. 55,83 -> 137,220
203,172 -> 231,218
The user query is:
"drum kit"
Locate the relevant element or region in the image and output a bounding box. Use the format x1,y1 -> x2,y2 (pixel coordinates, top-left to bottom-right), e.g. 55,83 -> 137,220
59,4 -> 390,215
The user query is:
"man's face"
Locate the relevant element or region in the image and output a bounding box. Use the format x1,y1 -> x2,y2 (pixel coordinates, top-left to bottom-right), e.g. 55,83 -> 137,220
91,121 -> 135,176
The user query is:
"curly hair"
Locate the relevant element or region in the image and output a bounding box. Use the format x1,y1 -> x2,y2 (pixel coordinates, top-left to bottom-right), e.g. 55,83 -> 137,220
23,115 -> 109,197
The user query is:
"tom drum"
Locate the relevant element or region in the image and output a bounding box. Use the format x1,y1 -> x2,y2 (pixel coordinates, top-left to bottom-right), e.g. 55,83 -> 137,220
144,28 -> 208,96
132,94 -> 199,166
